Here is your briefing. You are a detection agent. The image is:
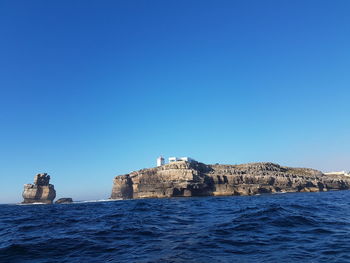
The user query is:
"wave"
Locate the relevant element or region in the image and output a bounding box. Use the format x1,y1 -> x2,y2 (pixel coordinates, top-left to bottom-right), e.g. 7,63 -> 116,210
73,199 -> 122,204
16,202 -> 48,206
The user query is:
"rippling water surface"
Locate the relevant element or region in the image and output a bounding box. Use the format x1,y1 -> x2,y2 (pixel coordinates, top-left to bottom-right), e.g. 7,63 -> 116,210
1,191 -> 350,263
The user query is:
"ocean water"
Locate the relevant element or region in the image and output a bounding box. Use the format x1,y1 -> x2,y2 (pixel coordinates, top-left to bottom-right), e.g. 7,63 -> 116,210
1,191 -> 350,263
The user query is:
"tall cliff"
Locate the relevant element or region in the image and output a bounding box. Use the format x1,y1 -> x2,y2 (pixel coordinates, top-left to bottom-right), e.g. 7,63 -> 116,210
111,161 -> 350,199
22,173 -> 56,204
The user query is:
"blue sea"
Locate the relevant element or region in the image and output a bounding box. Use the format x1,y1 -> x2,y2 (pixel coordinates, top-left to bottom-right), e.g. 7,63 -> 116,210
1,191 -> 350,263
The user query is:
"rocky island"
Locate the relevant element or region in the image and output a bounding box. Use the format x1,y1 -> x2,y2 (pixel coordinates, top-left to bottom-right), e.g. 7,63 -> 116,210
55,198 -> 73,204
111,161 -> 350,200
22,173 -> 56,204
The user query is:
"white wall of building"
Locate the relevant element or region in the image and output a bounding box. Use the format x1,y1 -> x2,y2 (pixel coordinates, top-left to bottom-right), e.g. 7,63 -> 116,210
324,171 -> 350,177
157,156 -> 165,167
168,157 -> 195,163
168,157 -> 179,163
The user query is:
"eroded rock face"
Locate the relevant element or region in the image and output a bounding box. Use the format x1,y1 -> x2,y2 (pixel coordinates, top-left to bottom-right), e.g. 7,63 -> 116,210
111,161 -> 350,199
22,173 -> 56,204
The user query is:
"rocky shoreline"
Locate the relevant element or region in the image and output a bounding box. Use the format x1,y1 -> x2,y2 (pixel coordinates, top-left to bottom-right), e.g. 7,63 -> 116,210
110,161 -> 350,200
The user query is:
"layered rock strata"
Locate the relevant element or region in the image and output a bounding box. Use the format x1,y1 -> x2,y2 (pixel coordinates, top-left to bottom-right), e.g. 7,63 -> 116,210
111,161 -> 350,199
22,173 -> 56,204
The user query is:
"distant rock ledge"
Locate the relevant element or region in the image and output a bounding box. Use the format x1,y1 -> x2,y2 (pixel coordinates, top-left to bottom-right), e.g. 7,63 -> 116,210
22,173 -> 56,204
55,198 -> 73,204
110,161 -> 350,200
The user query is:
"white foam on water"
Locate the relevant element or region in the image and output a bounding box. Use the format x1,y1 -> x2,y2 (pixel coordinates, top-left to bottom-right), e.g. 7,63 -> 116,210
16,202 -> 48,206
73,199 -> 122,204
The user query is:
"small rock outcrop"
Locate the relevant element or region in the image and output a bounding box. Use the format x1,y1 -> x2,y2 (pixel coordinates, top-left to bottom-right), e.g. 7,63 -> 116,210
55,198 -> 73,204
111,161 -> 350,200
22,173 -> 56,204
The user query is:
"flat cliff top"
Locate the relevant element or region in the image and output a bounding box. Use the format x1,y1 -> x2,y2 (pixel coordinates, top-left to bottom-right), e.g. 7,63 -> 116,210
116,161 -> 331,179
208,162 -> 323,177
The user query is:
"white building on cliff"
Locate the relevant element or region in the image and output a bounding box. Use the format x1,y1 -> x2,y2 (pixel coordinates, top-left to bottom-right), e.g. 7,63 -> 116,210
324,171 -> 350,177
157,156 -> 165,167
169,157 -> 195,163
156,156 -> 196,167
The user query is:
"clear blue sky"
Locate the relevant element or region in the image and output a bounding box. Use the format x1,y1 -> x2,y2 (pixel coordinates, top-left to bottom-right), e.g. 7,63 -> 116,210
1,0 -> 349,203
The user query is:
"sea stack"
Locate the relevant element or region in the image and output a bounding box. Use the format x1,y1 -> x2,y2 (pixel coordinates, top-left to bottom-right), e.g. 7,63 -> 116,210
22,173 -> 56,204
111,160 -> 350,200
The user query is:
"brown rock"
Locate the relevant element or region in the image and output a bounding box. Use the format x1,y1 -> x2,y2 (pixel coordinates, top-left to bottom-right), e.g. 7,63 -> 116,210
22,173 -> 56,204
55,198 -> 73,204
110,161 -> 350,200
